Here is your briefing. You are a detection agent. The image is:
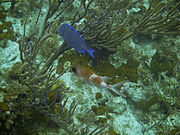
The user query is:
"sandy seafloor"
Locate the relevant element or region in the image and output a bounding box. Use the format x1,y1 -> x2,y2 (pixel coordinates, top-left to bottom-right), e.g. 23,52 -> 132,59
0,1 -> 180,135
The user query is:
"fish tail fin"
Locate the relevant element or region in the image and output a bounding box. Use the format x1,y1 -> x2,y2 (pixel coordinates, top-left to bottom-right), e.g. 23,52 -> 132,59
57,28 -> 60,33
110,80 -> 128,97
84,46 -> 96,59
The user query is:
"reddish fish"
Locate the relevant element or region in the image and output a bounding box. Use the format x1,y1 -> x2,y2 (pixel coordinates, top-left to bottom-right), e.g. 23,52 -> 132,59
71,66 -> 128,97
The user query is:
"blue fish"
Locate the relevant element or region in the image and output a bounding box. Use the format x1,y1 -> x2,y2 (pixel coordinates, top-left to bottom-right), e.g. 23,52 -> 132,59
57,23 -> 95,59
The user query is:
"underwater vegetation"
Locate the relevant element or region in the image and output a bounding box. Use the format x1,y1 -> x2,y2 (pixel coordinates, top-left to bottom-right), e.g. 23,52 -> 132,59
0,7 -> 16,42
0,0 -> 180,134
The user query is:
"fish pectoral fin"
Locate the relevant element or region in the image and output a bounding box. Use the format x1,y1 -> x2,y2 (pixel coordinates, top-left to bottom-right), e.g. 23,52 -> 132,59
101,77 -> 112,82
66,43 -> 74,49
75,48 -> 86,53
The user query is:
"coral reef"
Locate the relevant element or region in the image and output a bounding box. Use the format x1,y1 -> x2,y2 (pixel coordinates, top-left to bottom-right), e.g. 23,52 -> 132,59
0,0 -> 180,134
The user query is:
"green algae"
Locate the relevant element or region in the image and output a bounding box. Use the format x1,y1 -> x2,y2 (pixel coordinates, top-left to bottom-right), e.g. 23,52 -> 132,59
105,128 -> 119,135
169,128 -> 180,135
0,102 -> 9,111
91,105 -> 107,116
0,81 -> 67,134
0,10 -> 16,41
136,96 -> 158,110
0,10 -> 7,20
151,48 -> 177,78
95,92 -> 103,100
97,117 -> 107,124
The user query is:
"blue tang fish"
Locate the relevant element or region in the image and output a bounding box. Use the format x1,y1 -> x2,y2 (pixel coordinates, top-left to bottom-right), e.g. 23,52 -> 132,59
57,23 -> 95,59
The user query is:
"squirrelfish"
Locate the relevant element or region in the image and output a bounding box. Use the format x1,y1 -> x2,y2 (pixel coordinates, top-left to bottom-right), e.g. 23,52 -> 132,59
72,66 -> 128,97
57,23 -> 95,59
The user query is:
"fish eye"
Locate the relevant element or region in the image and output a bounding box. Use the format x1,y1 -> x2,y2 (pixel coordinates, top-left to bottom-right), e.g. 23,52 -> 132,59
72,67 -> 76,73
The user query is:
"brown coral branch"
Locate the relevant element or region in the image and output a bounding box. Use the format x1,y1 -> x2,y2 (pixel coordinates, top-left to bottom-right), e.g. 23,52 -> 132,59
80,0 -> 140,52
33,33 -> 53,57
71,0 -> 95,25
134,0 -> 180,35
